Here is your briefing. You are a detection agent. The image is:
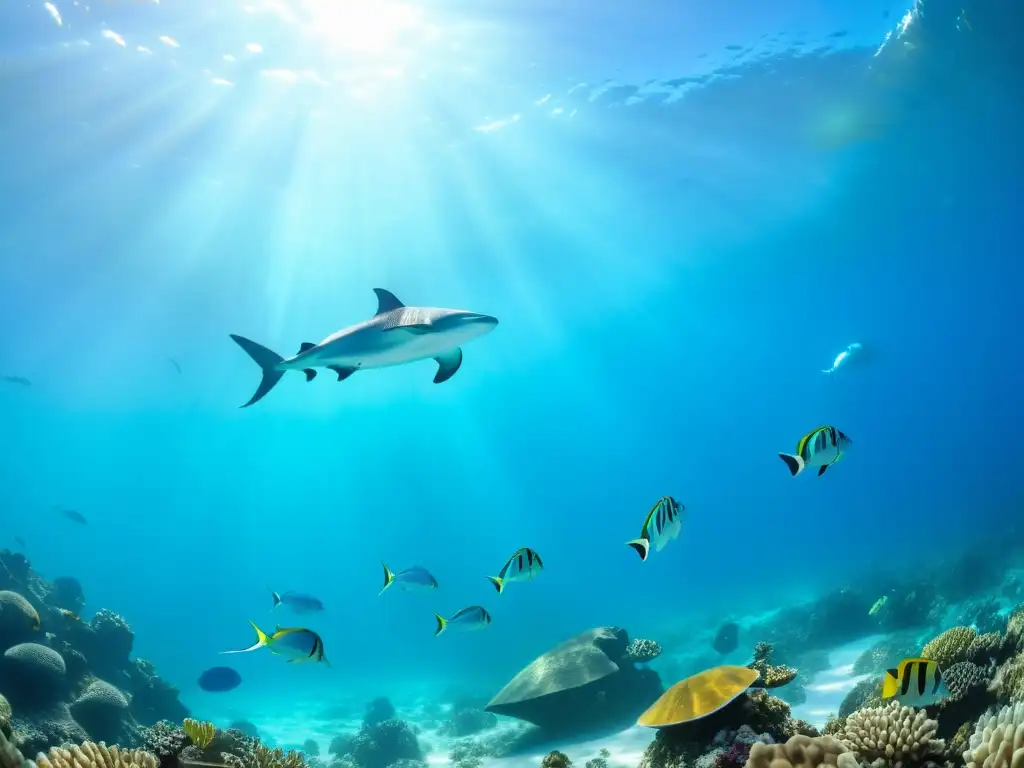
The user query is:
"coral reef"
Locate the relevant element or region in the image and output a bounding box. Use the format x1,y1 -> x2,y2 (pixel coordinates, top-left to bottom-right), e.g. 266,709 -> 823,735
837,700 -> 943,767
0,550 -> 188,754
348,719 -> 421,768
541,752 -> 571,768
747,642 -> 798,689
746,735 -> 852,768
963,702 -> 1024,768
638,688 -> 816,768
363,699 -> 396,728
437,709 -> 497,738
922,627 -> 978,669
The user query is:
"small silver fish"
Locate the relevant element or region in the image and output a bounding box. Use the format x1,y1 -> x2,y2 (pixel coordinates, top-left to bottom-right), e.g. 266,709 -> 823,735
54,506 -> 88,525
434,605 -> 491,636
486,548 -> 543,594
379,563 -> 438,595
822,342 -> 866,374
779,426 -> 852,477
270,589 -> 325,614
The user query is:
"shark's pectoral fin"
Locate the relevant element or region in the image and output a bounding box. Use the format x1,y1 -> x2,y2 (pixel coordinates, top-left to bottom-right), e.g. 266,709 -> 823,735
297,342 -> 316,354
328,365 -> 357,382
433,348 -> 463,384
303,369 -> 317,382
373,288 -> 405,315
384,323 -> 431,335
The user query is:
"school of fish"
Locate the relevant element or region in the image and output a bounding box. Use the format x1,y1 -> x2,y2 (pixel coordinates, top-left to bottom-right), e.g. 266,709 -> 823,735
17,305 -> 863,679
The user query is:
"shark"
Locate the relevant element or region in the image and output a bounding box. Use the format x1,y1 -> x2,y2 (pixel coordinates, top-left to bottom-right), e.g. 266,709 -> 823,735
230,288 -> 498,408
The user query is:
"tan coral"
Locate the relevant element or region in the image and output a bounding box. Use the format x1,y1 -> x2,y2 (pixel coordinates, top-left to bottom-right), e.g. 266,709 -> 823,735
963,702 -> 1024,768
921,626 -> 977,669
746,734 -> 857,768
837,700 -> 944,767
35,742 -> 158,768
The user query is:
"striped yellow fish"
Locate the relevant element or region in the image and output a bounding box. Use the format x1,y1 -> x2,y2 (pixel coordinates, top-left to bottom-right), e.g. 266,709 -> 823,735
626,496 -> 684,561
881,657 -> 948,705
778,426 -> 852,477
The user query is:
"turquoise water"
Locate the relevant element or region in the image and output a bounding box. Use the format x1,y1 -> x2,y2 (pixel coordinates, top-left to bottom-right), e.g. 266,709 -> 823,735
0,0 -> 1021,748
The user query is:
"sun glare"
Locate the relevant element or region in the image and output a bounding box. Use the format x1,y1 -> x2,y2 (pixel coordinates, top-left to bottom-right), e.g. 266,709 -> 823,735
266,0 -> 427,56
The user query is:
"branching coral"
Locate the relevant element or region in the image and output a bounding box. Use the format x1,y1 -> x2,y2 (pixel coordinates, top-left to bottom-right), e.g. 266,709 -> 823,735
247,744 -> 305,768
748,642 -> 798,689
183,719 -> 216,749
963,701 -> 1024,768
625,639 -> 663,664
36,742 -> 158,768
837,700 -> 944,767
921,626 -> 977,669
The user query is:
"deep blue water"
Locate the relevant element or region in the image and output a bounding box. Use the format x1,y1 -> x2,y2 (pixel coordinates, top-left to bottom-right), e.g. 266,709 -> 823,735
0,0 -> 1021,732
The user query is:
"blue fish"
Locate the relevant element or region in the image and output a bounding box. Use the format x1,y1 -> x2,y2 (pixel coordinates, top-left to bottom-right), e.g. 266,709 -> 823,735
379,563 -> 438,595
221,622 -> 329,665
270,589 -> 325,614
198,666 -> 242,692
434,606 -> 491,636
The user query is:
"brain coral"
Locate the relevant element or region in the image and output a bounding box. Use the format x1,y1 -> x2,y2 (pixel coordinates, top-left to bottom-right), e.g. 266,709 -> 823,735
70,680 -> 132,742
963,702 -> 1024,768
838,700 -> 944,767
921,626 -> 977,669
0,591 -> 40,642
3,643 -> 66,690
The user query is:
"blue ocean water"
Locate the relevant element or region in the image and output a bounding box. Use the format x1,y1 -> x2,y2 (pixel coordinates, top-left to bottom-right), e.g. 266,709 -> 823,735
0,0 -> 1021,749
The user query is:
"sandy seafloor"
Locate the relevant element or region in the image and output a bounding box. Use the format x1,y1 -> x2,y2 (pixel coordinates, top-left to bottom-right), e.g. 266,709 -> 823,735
200,635 -> 881,768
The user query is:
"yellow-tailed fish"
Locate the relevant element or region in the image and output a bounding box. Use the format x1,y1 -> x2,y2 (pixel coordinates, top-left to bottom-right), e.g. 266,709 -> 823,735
434,605 -> 491,636
778,426 -> 851,477
626,496 -> 684,561
59,609 -> 81,622
221,621 -> 329,665
881,657 -> 948,705
486,548 -> 543,594
379,563 -> 439,596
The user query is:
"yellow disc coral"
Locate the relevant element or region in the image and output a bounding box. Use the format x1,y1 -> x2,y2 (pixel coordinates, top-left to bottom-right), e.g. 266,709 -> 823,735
183,718 -> 216,750
636,665 -> 759,727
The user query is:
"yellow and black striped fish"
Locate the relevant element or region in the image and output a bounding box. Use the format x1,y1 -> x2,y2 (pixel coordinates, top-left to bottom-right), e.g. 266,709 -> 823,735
778,425 -> 852,477
487,548 -> 543,594
626,496 -> 684,561
881,657 -> 949,704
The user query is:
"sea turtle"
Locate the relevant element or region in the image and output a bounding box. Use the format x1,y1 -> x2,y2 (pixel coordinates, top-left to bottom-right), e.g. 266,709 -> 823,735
485,627 -> 662,732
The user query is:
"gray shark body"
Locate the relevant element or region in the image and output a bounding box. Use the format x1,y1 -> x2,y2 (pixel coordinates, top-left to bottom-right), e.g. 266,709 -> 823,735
230,289 -> 498,407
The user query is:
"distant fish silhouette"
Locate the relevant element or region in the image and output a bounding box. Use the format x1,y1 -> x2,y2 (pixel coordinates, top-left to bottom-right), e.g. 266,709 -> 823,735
54,506 -> 88,525
169,358 -> 182,374
1,376 -> 31,386
14,537 -> 25,549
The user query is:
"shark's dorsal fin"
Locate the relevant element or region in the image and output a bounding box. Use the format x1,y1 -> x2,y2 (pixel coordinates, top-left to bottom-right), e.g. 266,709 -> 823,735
297,342 -> 316,354
373,288 -> 405,315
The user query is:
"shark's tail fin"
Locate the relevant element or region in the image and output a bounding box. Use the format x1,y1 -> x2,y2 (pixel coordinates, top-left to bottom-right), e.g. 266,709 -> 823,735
230,334 -> 286,407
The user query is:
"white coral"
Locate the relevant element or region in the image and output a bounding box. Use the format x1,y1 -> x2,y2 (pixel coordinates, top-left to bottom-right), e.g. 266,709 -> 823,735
839,700 -> 944,767
964,701 -> 1024,768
